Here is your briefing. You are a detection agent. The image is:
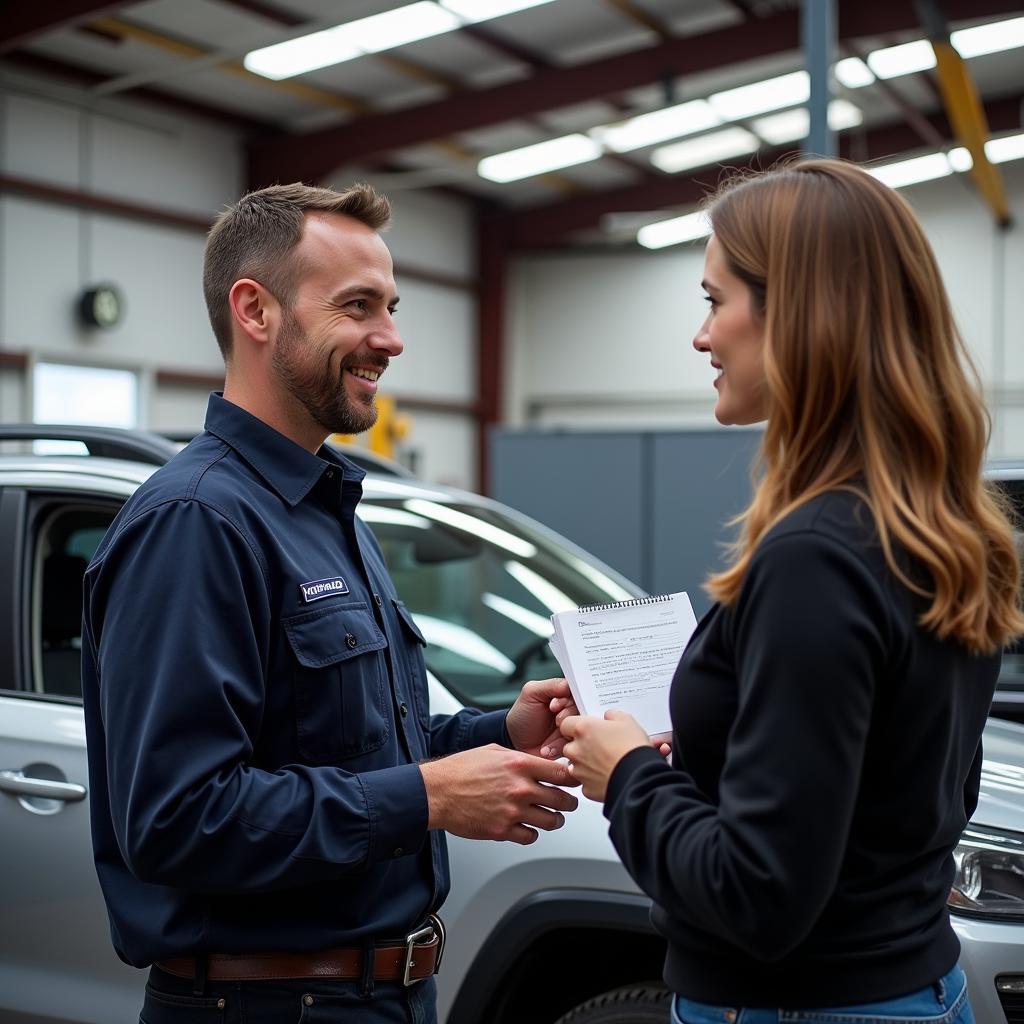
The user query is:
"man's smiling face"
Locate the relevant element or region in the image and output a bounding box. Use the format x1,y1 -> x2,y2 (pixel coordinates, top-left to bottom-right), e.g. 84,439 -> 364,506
271,211 -> 403,436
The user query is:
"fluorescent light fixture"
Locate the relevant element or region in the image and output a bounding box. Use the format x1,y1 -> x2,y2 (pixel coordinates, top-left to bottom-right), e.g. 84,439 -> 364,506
867,39 -> 936,79
987,132 -> 1024,164
868,151 -> 963,188
246,0 -> 546,80
404,500 -> 538,557
637,210 -> 711,249
244,27 -> 362,79
951,16 -> 1024,58
440,0 -> 557,21
591,99 -> 721,152
708,71 -> 809,120
752,99 -> 862,145
478,133 -> 602,182
834,57 -> 875,88
651,126 -> 759,174
347,2 -> 460,53
948,146 -> 973,172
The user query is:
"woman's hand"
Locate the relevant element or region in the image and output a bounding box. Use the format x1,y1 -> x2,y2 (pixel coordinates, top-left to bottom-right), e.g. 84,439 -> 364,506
560,710 -> 651,802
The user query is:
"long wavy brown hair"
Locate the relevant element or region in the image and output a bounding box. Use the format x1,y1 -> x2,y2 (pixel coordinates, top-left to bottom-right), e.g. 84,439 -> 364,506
705,158 -> 1023,653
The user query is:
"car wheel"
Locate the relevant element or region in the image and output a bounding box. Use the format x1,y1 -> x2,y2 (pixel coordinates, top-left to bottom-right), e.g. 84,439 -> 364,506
553,985 -> 672,1024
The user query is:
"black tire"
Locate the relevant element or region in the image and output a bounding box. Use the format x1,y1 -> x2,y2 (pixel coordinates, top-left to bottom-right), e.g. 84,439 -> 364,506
553,985 -> 672,1024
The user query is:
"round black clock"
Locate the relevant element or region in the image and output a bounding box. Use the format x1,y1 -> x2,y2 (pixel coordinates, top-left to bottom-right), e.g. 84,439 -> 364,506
78,285 -> 124,330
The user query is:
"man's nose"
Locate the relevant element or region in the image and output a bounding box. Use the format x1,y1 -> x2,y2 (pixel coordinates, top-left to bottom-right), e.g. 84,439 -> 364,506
370,318 -> 404,357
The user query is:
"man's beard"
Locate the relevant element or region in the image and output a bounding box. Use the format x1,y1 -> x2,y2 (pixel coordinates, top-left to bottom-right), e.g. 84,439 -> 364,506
272,308 -> 386,436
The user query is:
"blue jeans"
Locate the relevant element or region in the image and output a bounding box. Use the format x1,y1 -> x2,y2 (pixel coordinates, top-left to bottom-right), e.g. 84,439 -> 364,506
672,965 -> 974,1024
140,966 -> 438,1024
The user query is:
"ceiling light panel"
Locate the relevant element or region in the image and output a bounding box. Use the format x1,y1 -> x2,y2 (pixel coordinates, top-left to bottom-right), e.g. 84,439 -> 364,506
440,0 -> 558,21
708,71 -> 809,120
243,27 -> 362,79
592,100 -> 721,152
987,133 -> 1024,164
951,16 -> 1024,58
347,2 -> 460,53
478,133 -> 603,182
637,211 -> 712,249
834,57 -> 875,89
751,99 -> 862,146
867,39 -> 936,79
868,151 -> 960,188
650,127 -> 759,174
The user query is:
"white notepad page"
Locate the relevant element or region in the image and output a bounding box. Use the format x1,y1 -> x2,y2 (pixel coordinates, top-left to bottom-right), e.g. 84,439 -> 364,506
549,592 -> 697,737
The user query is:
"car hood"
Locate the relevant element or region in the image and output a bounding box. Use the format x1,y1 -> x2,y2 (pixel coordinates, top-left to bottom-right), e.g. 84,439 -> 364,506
973,717 -> 1024,833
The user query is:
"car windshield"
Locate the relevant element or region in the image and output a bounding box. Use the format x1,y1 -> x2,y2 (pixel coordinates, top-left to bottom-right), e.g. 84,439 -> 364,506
358,497 -> 641,710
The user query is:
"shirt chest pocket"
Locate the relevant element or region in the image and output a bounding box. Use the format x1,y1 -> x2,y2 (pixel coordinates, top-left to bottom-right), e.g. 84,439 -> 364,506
283,603 -> 390,764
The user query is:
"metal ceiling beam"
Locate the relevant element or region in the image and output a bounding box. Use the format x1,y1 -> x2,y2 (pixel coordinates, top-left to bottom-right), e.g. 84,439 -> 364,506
0,1 -> 132,54
246,0 -> 1023,188
0,51 -> 278,133
489,93 -> 1023,248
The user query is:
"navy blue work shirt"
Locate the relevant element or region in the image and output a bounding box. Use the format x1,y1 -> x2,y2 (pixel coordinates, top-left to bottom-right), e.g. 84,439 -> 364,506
81,393 -> 510,967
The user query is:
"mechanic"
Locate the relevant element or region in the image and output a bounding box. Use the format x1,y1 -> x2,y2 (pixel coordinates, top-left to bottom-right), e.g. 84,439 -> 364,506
81,182 -> 579,1024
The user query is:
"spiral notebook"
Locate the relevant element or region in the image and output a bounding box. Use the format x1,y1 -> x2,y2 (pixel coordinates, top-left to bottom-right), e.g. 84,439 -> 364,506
548,593 -> 697,737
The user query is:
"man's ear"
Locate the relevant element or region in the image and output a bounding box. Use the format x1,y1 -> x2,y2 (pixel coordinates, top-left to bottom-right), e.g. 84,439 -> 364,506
228,278 -> 280,348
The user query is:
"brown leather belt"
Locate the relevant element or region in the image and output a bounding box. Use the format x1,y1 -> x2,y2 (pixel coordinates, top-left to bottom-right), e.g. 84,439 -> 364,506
156,916 -> 445,987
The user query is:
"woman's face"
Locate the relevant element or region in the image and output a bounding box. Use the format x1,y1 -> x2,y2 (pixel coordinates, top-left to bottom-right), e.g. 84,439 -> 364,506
693,234 -> 767,426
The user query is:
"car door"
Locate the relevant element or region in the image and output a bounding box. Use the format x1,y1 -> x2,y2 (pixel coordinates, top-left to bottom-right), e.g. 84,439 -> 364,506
0,483 -> 142,1024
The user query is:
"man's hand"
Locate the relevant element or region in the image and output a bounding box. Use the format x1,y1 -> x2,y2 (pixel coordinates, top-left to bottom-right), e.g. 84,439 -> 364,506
505,677 -> 579,759
560,710 -> 650,802
420,744 -> 579,845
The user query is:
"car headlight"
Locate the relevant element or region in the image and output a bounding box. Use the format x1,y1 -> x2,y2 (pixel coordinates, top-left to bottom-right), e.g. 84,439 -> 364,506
949,826 -> 1024,919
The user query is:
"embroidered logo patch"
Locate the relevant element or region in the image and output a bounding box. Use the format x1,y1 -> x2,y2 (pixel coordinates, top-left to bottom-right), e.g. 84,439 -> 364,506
300,577 -> 349,603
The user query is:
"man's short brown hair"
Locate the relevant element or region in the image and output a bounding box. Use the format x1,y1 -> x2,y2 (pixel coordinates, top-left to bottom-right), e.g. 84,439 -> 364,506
203,182 -> 391,360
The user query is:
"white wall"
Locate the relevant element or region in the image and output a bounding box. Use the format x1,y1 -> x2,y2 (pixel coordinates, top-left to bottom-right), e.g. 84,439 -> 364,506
0,74 -> 481,487
508,160 -> 1024,459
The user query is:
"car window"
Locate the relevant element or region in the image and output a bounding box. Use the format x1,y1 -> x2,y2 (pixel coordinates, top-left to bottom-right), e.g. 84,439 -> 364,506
359,498 -> 640,711
32,506 -> 118,699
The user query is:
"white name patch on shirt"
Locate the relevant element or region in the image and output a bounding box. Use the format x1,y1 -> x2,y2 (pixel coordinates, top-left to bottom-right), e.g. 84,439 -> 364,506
300,577 -> 350,602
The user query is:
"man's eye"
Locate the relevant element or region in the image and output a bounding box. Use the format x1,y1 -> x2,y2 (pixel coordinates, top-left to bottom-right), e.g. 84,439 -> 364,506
388,306 -> 398,317
349,299 -> 368,312
703,295 -> 717,308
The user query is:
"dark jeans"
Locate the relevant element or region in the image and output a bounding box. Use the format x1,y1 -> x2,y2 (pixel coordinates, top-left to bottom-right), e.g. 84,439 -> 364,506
140,965 -> 438,1024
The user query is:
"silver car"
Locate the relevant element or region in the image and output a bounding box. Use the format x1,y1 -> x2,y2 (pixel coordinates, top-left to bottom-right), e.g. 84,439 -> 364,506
1,427 -> 1023,1024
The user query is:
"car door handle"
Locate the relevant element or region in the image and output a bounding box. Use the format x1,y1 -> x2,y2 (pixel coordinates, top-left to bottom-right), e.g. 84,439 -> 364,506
0,770 -> 87,802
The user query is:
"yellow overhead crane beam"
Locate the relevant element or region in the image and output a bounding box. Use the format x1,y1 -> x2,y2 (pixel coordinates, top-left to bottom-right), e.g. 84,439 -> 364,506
930,40 -> 1010,226
916,0 -> 1012,228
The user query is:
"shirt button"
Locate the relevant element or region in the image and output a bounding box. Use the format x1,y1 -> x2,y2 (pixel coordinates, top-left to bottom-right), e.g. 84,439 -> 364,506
345,633 -> 358,648
374,593 -> 383,608
304,994 -> 314,1007
324,468 -> 334,479
399,702 -> 408,717
393,847 -> 404,857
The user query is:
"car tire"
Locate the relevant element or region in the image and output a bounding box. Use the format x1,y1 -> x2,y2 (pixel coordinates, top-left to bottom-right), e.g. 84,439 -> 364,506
553,985 -> 673,1024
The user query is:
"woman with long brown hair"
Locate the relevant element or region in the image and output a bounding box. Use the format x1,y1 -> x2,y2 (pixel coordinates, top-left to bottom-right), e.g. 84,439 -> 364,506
559,158 -> 1023,1024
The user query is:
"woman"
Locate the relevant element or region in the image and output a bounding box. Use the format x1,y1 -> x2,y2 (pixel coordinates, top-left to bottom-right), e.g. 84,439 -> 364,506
558,159 -> 1023,1024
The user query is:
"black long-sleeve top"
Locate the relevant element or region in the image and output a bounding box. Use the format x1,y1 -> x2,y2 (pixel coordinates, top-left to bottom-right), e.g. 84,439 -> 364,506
605,489 -> 999,1006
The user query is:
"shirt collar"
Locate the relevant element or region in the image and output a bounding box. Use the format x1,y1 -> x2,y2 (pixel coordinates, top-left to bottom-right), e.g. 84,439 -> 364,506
203,392 -> 365,507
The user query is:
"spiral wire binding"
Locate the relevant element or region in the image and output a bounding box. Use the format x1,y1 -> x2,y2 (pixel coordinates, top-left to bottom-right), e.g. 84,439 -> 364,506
577,594 -> 674,613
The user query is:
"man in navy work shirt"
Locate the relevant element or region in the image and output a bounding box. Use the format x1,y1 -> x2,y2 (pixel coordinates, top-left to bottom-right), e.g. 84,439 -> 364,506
81,182 -> 579,1024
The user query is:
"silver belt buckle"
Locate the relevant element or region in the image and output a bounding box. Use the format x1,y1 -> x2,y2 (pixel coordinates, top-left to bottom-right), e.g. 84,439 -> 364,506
402,913 -> 446,986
